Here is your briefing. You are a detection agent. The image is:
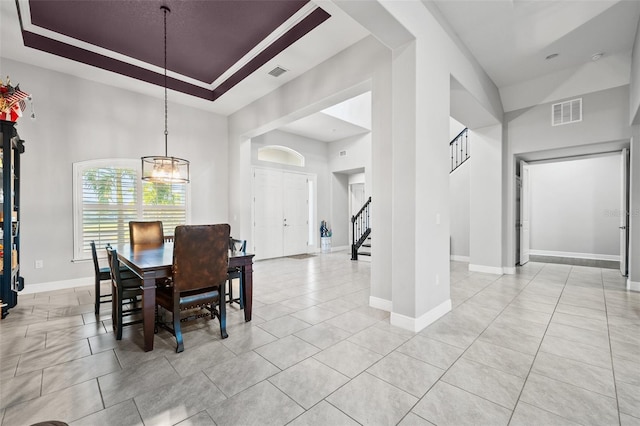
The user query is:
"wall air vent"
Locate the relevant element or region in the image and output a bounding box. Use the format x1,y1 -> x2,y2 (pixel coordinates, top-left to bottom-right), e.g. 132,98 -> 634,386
552,98 -> 582,126
268,66 -> 288,77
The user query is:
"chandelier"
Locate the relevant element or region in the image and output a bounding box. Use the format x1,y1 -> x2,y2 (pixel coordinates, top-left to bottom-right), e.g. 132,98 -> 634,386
141,5 -> 190,184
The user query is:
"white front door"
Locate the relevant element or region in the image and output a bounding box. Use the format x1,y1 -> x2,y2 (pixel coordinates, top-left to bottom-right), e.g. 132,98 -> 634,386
283,172 -> 309,256
519,160 -> 531,265
620,148 -> 629,276
253,168 -> 311,259
253,168 -> 284,259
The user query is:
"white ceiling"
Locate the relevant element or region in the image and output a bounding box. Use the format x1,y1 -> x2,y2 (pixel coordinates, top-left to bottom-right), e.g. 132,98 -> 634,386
432,0 -> 640,89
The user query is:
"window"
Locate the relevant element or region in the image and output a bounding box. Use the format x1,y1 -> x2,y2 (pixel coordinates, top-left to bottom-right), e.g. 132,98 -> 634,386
73,159 -> 188,260
257,145 -> 305,167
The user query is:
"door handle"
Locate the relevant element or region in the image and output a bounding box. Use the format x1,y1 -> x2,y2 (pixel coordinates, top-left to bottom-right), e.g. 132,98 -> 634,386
619,226 -> 626,230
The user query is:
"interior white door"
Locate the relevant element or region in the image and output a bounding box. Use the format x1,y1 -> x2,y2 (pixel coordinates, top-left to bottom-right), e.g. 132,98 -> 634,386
283,172 -> 309,256
350,183 -> 365,216
620,148 -> 629,276
349,183 -> 365,244
519,160 -> 531,265
253,168 -> 283,259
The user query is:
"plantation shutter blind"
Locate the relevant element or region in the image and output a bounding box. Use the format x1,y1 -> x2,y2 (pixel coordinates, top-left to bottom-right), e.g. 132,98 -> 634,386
142,182 -> 187,238
81,166 -> 138,254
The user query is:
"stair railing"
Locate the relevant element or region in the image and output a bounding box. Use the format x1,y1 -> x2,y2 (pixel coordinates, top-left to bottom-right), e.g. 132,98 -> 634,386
450,128 -> 469,173
351,196 -> 371,260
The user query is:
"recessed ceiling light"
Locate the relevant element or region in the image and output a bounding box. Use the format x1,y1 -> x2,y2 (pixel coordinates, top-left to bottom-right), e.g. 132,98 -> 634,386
591,52 -> 604,61
545,53 -> 559,60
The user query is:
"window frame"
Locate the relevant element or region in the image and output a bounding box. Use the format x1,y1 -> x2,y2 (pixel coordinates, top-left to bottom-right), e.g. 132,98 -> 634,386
72,158 -> 190,261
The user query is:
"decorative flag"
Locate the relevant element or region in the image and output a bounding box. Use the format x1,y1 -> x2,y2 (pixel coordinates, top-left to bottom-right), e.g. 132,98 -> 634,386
0,79 -> 31,122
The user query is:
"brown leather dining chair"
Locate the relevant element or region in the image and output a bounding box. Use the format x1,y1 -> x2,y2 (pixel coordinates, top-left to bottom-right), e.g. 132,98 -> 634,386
129,220 -> 164,246
156,224 -> 230,353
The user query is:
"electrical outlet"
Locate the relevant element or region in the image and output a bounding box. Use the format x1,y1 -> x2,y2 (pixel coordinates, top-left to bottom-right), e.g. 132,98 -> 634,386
35,260 -> 44,269
436,213 -> 441,225
435,274 -> 440,286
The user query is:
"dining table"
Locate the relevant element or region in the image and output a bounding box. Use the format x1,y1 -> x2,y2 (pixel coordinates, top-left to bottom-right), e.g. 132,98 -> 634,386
116,242 -> 255,351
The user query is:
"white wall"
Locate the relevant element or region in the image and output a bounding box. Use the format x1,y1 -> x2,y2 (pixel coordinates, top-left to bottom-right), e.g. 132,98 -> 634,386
630,18 -> 640,124
449,161 -> 469,259
504,85 -> 632,269
3,58 -> 228,288
528,155 -> 622,259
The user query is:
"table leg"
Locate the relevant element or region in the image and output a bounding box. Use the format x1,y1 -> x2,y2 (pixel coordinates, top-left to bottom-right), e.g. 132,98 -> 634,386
242,262 -> 253,322
142,271 -> 156,351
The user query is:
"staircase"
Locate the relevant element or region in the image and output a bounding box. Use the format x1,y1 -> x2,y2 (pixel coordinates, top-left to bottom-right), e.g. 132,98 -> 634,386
450,128 -> 469,172
351,196 -> 371,261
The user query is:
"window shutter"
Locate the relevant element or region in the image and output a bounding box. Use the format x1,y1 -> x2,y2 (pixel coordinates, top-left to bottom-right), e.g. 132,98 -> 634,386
82,167 -> 137,255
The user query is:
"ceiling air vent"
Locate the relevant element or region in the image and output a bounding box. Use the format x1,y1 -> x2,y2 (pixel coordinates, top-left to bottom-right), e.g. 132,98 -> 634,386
552,98 -> 582,126
268,66 -> 288,77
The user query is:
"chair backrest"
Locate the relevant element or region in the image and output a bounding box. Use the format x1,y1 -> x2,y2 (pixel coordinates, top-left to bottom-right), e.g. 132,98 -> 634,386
90,241 -> 101,275
106,246 -> 125,286
173,224 -> 230,292
229,237 -> 247,254
129,221 -> 164,246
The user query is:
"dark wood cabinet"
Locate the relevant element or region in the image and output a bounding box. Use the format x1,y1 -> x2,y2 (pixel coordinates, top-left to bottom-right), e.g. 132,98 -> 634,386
1,120 -> 25,318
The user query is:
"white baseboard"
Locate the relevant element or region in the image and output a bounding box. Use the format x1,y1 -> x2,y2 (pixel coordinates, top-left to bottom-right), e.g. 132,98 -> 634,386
468,264 -> 504,275
450,255 -> 470,262
627,278 -> 640,292
390,299 -> 451,333
529,250 -> 620,262
21,276 -> 93,295
369,296 -> 392,312
503,267 -> 516,275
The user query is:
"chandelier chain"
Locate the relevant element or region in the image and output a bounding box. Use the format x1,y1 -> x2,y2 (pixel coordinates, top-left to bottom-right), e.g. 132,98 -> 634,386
163,5 -> 169,156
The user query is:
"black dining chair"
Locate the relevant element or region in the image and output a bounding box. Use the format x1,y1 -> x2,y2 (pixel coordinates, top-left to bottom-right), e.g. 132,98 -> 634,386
155,224 -> 230,353
91,241 -> 111,315
107,246 -> 143,340
227,237 -> 247,309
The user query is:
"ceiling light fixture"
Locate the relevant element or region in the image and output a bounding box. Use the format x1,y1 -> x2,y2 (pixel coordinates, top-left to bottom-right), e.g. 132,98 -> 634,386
545,53 -> 559,60
591,52 -> 604,61
142,5 -> 190,184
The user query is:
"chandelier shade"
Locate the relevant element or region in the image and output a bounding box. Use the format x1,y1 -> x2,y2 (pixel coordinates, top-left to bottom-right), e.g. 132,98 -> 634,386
141,5 -> 190,184
141,155 -> 190,183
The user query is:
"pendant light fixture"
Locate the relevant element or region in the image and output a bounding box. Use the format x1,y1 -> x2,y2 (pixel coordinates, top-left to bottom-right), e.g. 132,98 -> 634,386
141,5 -> 190,183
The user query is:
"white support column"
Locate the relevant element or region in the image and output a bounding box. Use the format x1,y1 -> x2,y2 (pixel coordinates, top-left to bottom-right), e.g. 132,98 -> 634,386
628,125 -> 640,291
386,32 -> 451,332
469,124 -> 504,275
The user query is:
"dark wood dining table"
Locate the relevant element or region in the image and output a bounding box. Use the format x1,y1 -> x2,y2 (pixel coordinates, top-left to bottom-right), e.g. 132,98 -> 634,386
117,242 -> 255,351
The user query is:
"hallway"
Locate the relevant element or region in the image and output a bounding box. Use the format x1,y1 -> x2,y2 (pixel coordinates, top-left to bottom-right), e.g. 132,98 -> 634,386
0,254 -> 638,425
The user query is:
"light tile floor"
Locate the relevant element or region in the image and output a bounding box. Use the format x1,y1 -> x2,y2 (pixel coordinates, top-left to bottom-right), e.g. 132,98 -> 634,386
1,252 -> 639,425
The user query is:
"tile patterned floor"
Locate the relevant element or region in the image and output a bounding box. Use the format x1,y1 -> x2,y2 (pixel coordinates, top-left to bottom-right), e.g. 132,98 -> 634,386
1,252 -> 639,425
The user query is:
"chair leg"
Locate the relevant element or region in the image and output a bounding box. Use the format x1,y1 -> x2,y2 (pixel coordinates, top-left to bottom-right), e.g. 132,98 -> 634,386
111,283 -> 117,333
173,310 -> 184,353
218,286 -> 228,339
116,287 -> 124,340
95,276 -> 100,315
227,278 -> 233,305
238,275 -> 244,310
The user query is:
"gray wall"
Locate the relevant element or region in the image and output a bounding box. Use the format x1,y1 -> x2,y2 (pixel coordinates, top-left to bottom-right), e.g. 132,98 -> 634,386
529,154 -> 622,258
4,58 -> 228,288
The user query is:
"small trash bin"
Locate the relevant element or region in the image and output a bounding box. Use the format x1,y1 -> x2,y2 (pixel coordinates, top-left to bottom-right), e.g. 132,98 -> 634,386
321,236 -> 331,253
